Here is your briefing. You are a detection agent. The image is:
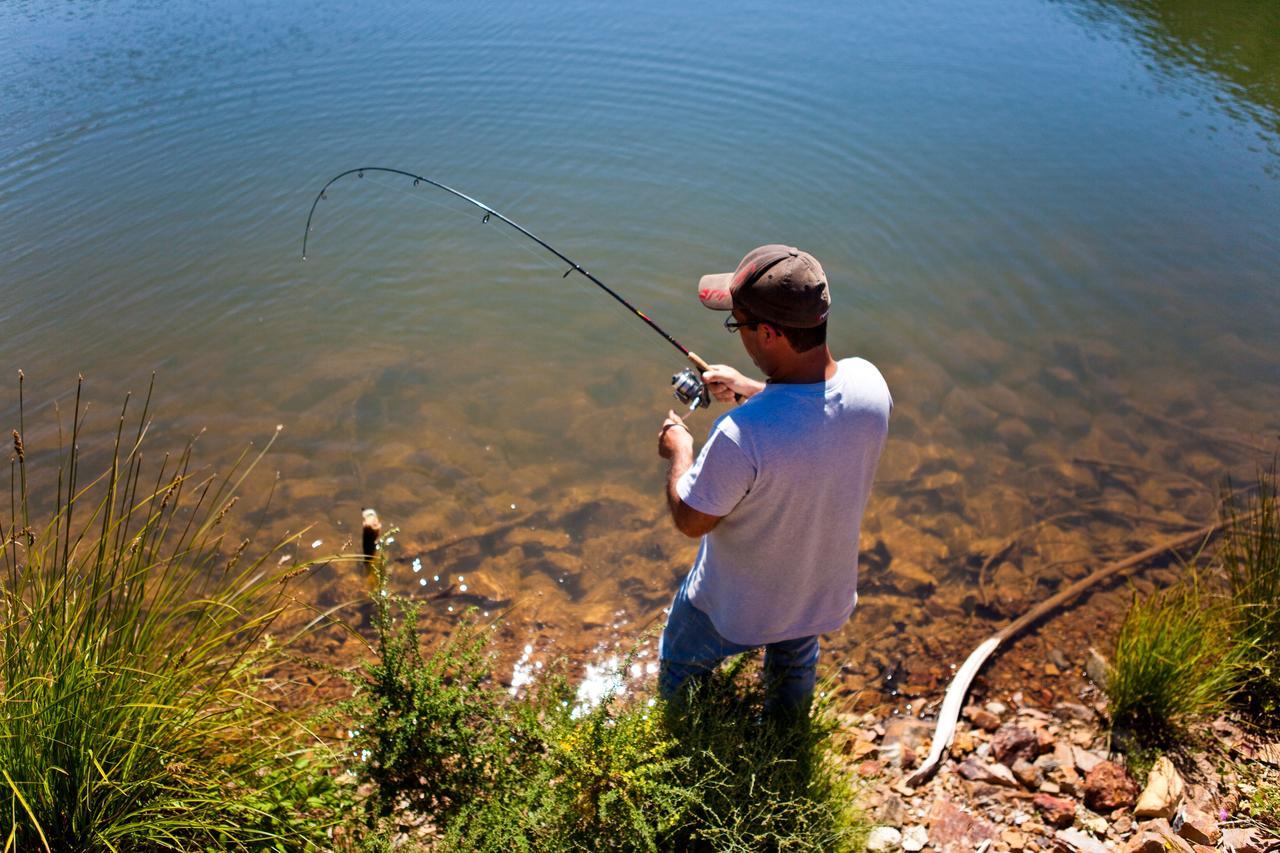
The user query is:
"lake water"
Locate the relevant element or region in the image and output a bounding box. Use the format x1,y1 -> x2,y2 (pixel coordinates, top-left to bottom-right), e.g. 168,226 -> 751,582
3,0 -> 1277,706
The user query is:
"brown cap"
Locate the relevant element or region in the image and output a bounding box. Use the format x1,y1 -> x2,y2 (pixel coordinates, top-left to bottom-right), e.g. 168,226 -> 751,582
697,244 -> 830,328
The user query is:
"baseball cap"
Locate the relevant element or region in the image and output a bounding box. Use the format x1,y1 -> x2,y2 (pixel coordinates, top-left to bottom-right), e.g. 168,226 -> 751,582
697,244 -> 831,328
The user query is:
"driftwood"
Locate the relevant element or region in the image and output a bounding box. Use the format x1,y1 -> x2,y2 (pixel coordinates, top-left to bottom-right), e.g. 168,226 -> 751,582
905,519 -> 1230,788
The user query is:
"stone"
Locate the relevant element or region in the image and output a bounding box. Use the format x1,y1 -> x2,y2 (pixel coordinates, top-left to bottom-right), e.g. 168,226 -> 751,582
1176,804 -> 1220,847
1039,780 -> 1062,794
1054,827 -> 1109,853
880,716 -> 935,771
1083,761 -> 1138,811
1033,793 -> 1076,828
1080,814 -> 1107,835
1054,702 -> 1094,723
866,826 -> 902,852
926,797 -> 998,853
887,560 -> 937,596
992,724 -> 1039,766
964,704 -> 1001,732
1071,745 -> 1104,775
1125,832 -> 1166,853
1001,828 -> 1026,848
1220,827 -> 1264,853
951,729 -> 976,755
985,700 -> 1009,716
1048,647 -> 1071,670
901,824 -> 928,852
878,793 -> 907,825
1134,755 -> 1184,819
958,757 -> 1019,788
1013,757 -> 1043,789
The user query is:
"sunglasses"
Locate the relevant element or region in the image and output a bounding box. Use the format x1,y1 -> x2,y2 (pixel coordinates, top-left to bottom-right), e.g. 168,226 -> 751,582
724,315 -> 762,333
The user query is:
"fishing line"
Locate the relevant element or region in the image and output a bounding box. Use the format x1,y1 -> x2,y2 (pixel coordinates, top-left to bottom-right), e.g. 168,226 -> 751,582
302,167 -> 721,412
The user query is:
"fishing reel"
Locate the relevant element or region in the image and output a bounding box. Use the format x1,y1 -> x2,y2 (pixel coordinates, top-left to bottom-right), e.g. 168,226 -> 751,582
671,367 -> 711,412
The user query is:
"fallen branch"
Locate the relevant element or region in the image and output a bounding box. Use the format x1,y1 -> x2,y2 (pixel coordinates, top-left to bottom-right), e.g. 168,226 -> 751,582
905,518 -> 1229,788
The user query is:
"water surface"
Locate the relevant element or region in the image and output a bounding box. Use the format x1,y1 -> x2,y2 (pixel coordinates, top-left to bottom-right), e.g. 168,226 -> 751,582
2,0 -> 1277,705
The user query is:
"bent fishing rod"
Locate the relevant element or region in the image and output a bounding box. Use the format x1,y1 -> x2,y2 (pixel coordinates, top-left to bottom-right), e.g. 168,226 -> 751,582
301,167 -> 720,412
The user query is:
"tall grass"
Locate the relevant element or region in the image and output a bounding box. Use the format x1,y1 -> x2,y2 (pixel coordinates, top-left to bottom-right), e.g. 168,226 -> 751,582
1223,466 -> 1280,715
1105,579 -> 1240,744
1,376 -> 340,850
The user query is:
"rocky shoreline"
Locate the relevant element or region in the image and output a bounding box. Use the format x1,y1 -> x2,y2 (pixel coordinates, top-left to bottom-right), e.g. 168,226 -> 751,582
840,665 -> 1279,852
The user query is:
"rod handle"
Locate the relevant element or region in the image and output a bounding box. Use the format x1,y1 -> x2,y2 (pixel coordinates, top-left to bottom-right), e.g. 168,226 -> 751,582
686,352 -> 745,404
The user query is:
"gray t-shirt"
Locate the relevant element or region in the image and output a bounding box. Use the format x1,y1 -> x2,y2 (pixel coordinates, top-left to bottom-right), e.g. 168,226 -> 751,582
676,357 -> 891,645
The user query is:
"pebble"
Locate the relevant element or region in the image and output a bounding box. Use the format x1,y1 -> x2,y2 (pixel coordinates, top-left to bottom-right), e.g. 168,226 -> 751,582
866,825 -> 902,852
901,824 -> 927,852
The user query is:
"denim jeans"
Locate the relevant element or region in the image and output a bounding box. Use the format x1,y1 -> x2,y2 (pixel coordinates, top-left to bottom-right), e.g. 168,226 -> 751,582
658,576 -> 819,716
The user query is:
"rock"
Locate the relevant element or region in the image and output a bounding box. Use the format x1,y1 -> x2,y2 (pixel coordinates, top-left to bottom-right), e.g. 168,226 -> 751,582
1054,827 -> 1109,853
1054,702 -> 1094,723
901,824 -> 928,852
1125,831 -> 1167,853
951,729 -> 976,755
964,704 -> 1001,732
1048,647 -> 1071,670
1134,755 -> 1184,819
887,560 -> 937,596
1033,793 -> 1076,828
958,757 -> 1020,787
985,700 -> 1009,716
992,724 -> 1039,766
1071,745 -> 1105,775
1085,648 -> 1110,689
1113,815 -> 1132,834
866,826 -> 902,852
1002,828 -> 1026,849
926,797 -> 998,853
1176,804 -> 1220,847
1080,814 -> 1107,835
1013,757 -> 1043,788
1084,761 -> 1138,811
1220,827 -> 1264,853
878,793 -> 907,825
880,717 -> 935,771
1040,780 -> 1062,794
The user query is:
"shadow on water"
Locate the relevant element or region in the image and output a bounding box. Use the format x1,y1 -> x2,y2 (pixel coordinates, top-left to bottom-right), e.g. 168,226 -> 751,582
1058,0 -> 1280,157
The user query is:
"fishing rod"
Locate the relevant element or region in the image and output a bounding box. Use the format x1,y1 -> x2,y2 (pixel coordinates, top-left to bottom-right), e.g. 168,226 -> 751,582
301,167 -> 718,413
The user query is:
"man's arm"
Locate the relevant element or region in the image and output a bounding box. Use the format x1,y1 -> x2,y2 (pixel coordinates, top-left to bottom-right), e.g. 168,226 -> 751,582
657,411 -> 723,538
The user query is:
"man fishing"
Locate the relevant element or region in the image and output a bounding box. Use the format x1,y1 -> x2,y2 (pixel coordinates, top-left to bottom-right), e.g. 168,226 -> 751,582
656,244 -> 892,716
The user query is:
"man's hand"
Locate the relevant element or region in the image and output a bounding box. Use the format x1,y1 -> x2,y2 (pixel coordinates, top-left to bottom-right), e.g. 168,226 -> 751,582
702,364 -> 765,403
658,410 -> 693,460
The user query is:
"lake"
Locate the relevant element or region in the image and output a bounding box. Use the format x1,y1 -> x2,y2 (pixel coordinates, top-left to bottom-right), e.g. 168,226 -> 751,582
2,0 -> 1277,706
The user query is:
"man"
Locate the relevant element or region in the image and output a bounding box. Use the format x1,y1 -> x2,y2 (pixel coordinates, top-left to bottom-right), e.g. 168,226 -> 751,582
656,244 -> 891,715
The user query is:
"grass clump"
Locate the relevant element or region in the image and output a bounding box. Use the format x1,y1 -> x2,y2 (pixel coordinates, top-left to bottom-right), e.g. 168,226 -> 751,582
1,377 -> 344,850
1105,579 -> 1239,744
1223,466 -> 1280,715
339,551 -> 867,851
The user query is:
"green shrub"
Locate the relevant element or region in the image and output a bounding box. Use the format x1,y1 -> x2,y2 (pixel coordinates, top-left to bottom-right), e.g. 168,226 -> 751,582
1223,467 -> 1280,715
1,377 -> 342,850
1105,579 -> 1240,744
335,583 -> 516,824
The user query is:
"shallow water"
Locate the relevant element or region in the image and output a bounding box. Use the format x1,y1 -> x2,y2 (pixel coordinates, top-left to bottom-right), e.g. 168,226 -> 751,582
2,0 -> 1277,706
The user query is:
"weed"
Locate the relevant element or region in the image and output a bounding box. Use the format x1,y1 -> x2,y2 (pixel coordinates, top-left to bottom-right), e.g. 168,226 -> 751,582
1223,466 -> 1280,715
0,376 -> 338,850
1105,579 -> 1239,745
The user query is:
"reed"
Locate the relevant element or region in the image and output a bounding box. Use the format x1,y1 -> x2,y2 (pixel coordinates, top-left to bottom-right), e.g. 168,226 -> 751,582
1222,465 -> 1280,715
1,376 -> 337,850
1105,578 -> 1240,744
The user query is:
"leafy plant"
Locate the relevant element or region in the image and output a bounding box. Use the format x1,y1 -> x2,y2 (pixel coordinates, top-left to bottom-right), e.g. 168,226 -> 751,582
1,376 -> 336,850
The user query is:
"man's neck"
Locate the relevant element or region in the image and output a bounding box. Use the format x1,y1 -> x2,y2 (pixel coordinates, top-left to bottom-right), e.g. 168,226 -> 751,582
767,347 -> 839,384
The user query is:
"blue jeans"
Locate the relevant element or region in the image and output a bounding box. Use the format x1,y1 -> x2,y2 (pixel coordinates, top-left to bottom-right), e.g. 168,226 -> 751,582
658,577 -> 819,716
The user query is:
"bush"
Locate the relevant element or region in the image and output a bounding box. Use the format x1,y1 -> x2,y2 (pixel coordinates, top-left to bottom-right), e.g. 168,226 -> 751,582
1105,579 -> 1240,744
1223,467 -> 1280,715
0,377 -> 344,850
341,550 -> 868,851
